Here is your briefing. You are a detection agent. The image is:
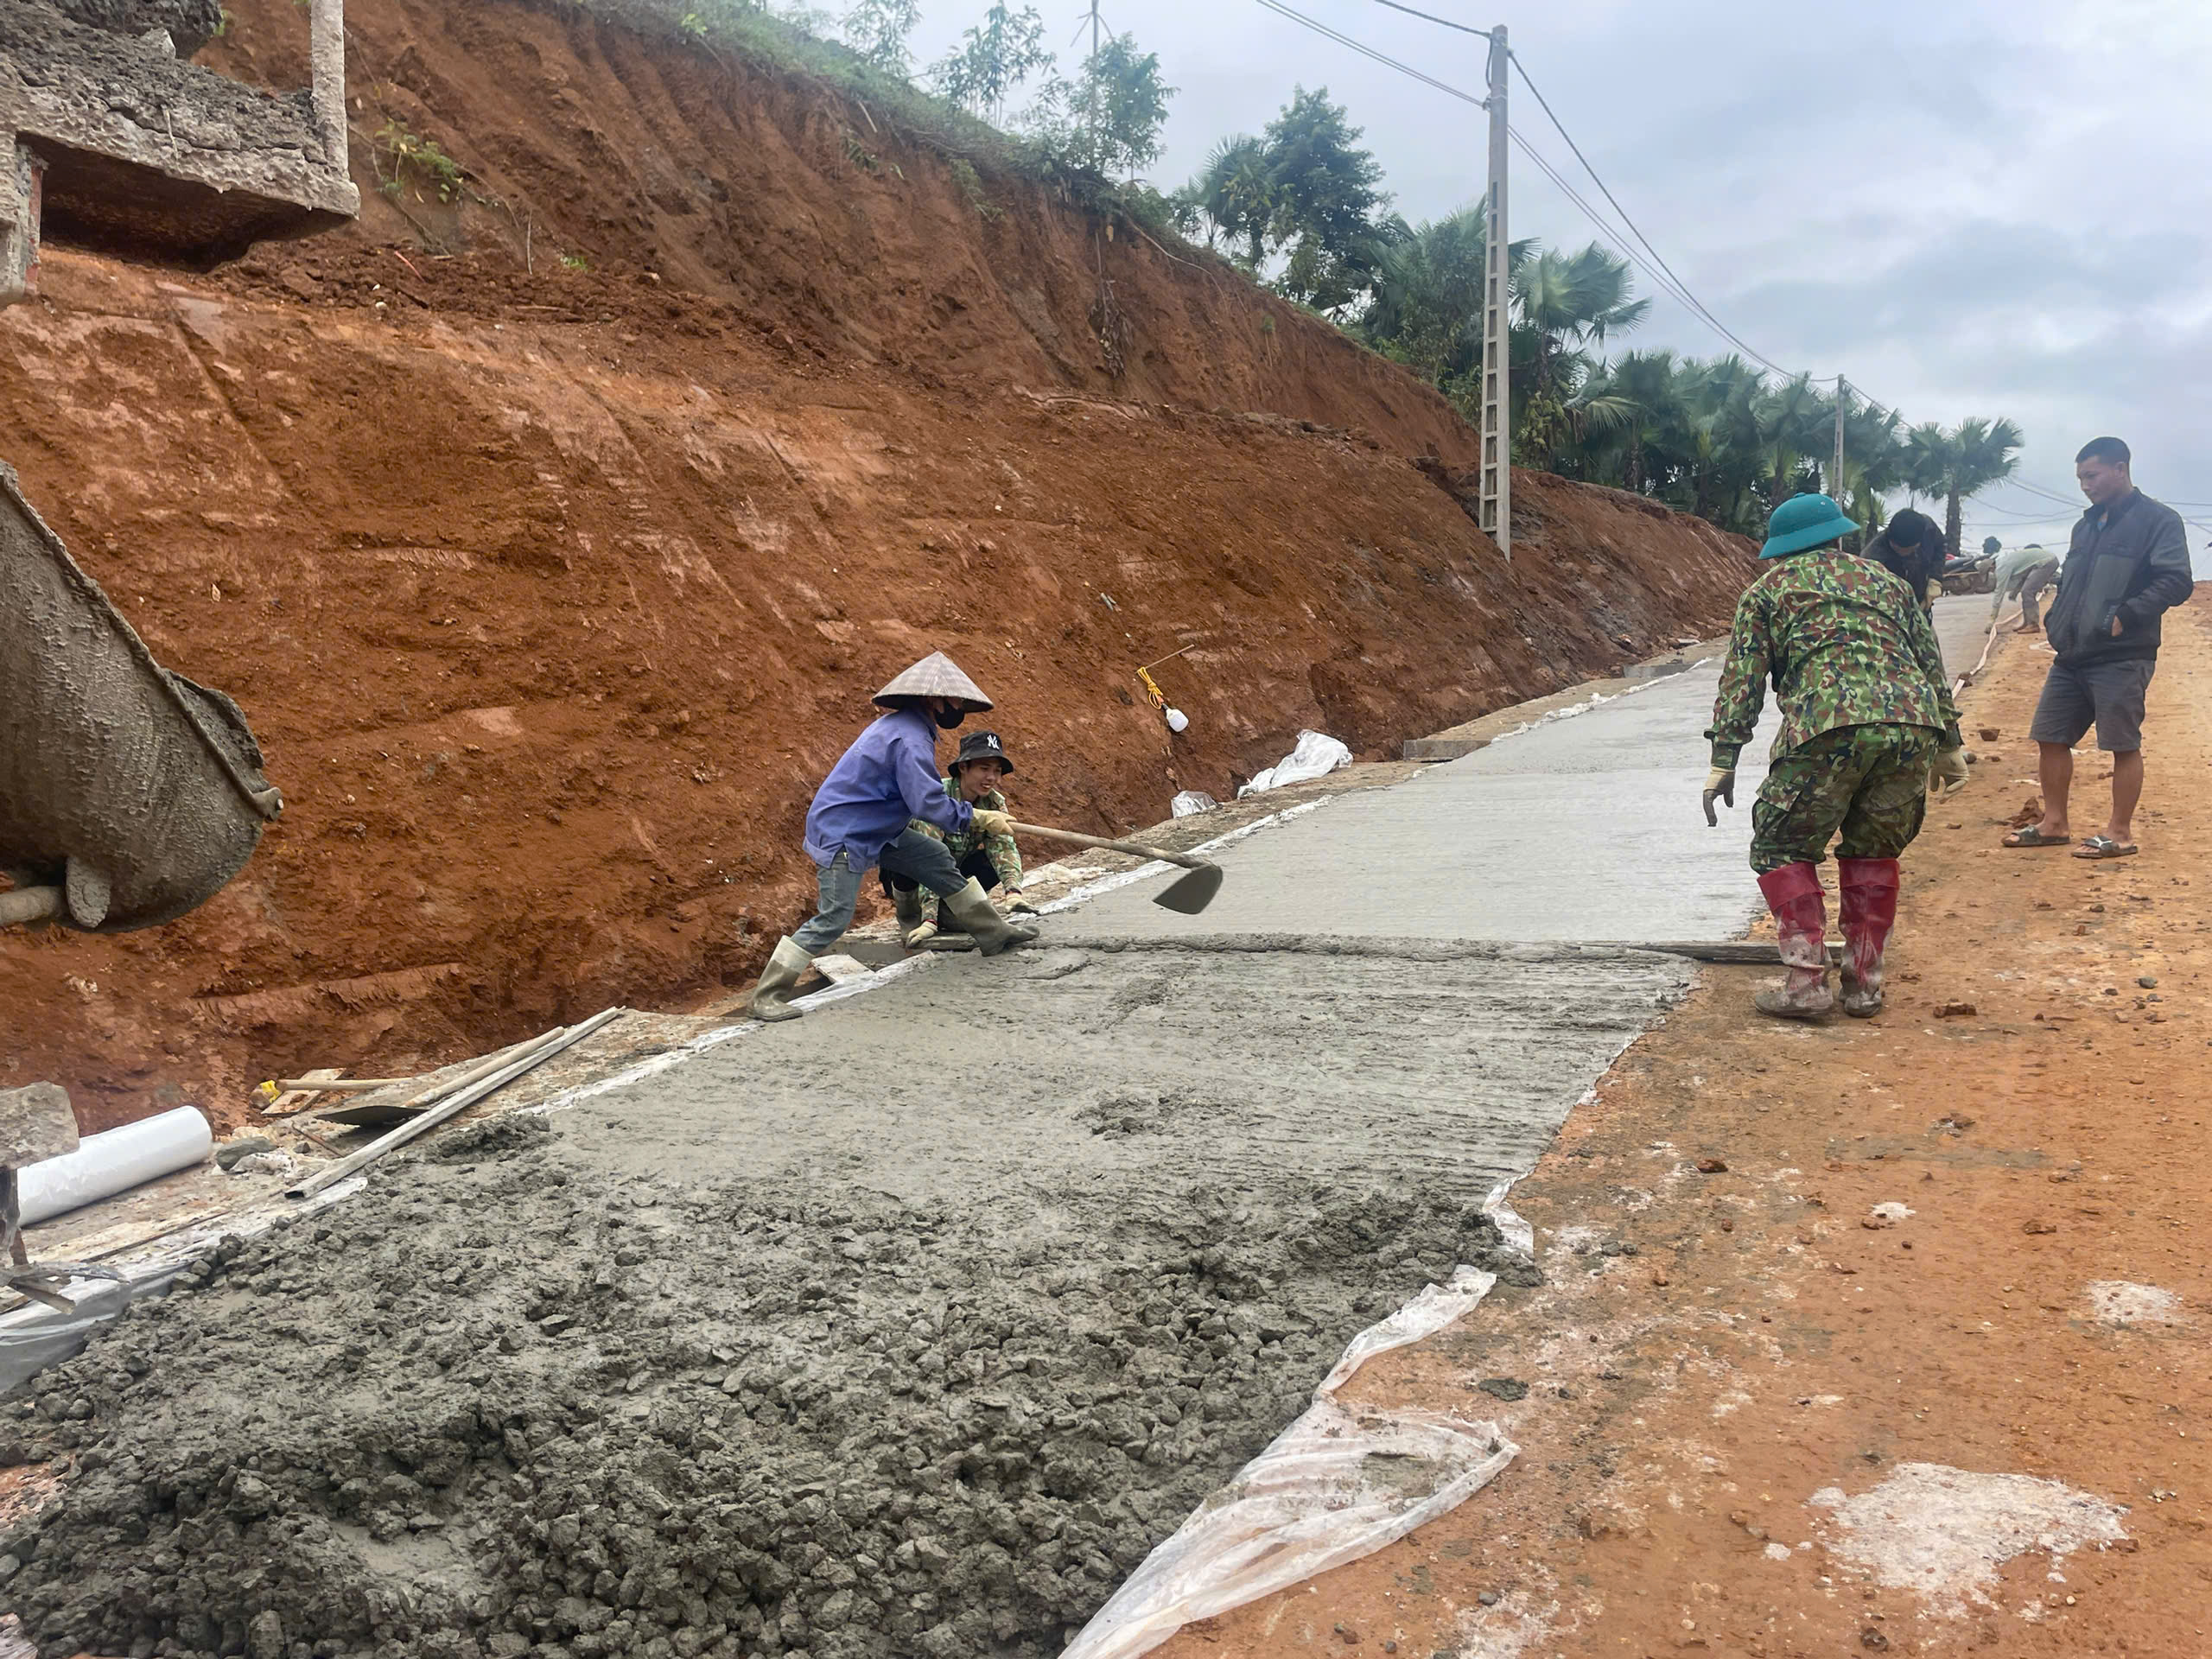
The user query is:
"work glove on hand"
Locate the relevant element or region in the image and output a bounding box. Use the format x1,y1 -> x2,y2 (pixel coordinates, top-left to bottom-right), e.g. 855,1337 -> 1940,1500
1701,766 -> 1736,827
1931,748 -> 1969,795
970,808 -> 1016,838
1003,891 -> 1039,915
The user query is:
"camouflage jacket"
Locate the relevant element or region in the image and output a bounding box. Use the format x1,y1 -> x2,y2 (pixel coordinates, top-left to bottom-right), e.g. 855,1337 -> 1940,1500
910,781 -> 1024,890
1707,549 -> 1962,769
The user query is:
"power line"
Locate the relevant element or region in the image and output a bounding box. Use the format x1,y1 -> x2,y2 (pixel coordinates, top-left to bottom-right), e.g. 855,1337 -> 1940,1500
1360,0 -> 1488,35
1249,0 -> 1484,108
1248,1 -> 2132,524
1508,52 -> 1797,379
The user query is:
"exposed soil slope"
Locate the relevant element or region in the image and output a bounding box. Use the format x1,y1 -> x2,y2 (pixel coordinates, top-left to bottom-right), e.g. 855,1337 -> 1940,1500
0,0 -> 1757,1133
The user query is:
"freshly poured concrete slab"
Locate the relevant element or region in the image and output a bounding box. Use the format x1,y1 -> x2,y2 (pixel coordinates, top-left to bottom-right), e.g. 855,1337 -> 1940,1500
1069,664 -> 1773,944
1070,595 -> 2005,946
585,944 -> 1691,1205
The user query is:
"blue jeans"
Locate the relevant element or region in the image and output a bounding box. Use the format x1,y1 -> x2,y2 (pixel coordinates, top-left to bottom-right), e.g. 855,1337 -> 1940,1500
793,830 -> 965,954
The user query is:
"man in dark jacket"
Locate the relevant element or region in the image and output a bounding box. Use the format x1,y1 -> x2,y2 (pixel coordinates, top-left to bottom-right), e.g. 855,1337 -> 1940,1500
2004,437 -> 2195,859
1862,509 -> 1941,610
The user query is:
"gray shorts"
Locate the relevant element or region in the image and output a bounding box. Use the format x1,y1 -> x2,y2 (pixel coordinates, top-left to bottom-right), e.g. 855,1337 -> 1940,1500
2029,658 -> 2156,753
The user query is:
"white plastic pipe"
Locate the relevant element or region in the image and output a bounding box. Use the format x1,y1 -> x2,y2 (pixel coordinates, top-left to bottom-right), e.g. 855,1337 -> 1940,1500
17,1107 -> 212,1227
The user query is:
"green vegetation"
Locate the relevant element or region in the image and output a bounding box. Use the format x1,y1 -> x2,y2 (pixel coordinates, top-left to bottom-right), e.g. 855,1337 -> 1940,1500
1173,89 -> 1400,318
375,119 -> 465,205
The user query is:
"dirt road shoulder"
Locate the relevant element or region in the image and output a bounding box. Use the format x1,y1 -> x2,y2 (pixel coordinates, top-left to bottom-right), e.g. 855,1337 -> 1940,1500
1156,594 -> 2212,1659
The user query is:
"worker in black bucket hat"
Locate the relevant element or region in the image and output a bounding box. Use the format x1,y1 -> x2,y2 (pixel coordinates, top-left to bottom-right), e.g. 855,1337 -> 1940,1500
883,728 -> 1032,950
745,653 -> 1038,1021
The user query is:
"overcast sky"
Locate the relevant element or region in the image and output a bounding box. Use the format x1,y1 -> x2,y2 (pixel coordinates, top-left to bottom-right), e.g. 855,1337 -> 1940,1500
906,0 -> 2212,560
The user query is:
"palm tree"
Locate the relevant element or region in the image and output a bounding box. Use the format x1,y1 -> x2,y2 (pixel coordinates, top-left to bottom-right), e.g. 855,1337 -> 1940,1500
1515,244 -> 1649,406
1190,135 -> 1274,268
1900,422 -> 1948,509
1758,373 -> 1830,508
1677,355 -> 1766,529
1930,417 -> 2024,557
1358,207 -> 1490,403
1596,348 -> 1685,495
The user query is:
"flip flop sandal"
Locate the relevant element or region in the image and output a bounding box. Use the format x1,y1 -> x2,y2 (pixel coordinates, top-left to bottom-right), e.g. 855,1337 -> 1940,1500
2074,836 -> 2139,860
2002,828 -> 2072,848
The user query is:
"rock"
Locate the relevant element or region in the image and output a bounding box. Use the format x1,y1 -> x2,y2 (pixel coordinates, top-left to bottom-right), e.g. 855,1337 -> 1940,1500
1476,1591 -> 1501,1606
215,1136 -> 276,1172
1934,1002 -> 1977,1019
2138,976 -> 2158,988
1977,728 -> 2000,742
1694,1157 -> 1727,1174
2023,1218 -> 2058,1236
246,1609 -> 285,1659
1475,1377 -> 1528,1402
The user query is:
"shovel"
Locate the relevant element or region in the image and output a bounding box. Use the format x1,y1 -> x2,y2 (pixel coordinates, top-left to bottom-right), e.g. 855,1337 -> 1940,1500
1008,821 -> 1225,915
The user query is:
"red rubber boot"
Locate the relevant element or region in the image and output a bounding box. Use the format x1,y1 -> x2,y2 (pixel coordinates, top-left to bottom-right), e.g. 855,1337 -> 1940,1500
1837,856 -> 1901,1018
1753,862 -> 1833,1019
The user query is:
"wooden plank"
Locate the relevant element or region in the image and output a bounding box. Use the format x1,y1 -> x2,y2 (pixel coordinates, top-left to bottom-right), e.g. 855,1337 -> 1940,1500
259,1066 -> 343,1116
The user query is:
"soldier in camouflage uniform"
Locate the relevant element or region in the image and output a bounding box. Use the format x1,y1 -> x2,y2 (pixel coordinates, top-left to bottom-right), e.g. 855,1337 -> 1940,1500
1703,493 -> 1968,1020
883,729 -> 1028,948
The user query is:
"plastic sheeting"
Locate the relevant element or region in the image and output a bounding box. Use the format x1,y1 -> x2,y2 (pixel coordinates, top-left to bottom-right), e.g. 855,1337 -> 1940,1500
1236,730 -> 1351,798
1061,1266 -> 1516,1659
1170,791 -> 1219,818
17,1107 -> 212,1226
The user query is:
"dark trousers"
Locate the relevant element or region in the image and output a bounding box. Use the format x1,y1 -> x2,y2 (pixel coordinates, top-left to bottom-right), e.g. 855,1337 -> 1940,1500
882,848 -> 1000,900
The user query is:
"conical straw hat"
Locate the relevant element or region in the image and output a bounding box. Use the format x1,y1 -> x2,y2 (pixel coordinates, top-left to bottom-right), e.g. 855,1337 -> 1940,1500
872,651 -> 993,711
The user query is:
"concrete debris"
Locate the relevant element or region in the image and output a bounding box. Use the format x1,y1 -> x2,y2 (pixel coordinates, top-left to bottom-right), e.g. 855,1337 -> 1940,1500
213,1136 -> 276,1172
2085,1281 -> 2182,1327
1809,1463 -> 2126,1616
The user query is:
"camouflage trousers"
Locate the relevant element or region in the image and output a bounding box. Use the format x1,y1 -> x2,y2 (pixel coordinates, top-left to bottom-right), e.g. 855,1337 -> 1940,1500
1749,723 -> 1937,874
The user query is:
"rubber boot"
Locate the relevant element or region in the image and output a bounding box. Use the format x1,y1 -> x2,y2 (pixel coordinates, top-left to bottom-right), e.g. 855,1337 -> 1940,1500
893,886 -> 925,938
1752,862 -> 1833,1019
746,937 -> 816,1023
1836,856 -> 1901,1018
940,879 -> 1039,957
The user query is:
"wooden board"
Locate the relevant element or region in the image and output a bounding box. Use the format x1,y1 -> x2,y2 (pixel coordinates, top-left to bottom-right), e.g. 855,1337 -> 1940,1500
260,1066 -> 344,1116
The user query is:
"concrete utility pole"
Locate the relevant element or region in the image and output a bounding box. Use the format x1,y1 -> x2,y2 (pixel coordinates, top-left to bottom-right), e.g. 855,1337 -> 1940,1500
1479,26 -> 1510,563
1833,375 -> 1847,505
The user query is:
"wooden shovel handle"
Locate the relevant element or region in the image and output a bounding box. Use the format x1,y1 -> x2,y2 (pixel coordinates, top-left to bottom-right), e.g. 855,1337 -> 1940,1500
1007,821 -> 1210,873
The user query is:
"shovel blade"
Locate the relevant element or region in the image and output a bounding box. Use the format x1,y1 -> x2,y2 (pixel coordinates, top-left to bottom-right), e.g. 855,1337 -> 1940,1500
1152,862 -> 1224,915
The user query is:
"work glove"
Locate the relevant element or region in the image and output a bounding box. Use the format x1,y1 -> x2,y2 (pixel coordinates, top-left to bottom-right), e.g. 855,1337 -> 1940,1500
1931,748 -> 1969,795
1004,891 -> 1038,915
970,809 -> 1016,838
1701,766 -> 1736,827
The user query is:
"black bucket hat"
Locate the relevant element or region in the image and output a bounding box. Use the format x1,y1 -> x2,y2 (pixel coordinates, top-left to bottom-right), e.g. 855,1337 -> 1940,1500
950,729 -> 1014,775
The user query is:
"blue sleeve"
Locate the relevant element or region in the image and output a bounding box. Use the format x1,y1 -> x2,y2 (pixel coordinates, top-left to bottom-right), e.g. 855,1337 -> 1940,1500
895,731 -> 971,836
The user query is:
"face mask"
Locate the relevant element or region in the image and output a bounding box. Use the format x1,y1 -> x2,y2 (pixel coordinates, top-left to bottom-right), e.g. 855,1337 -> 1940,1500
933,707 -> 965,730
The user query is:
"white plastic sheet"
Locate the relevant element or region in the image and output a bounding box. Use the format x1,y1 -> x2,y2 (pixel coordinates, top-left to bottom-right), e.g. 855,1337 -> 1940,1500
1061,1266 -> 1516,1659
18,1107 -> 212,1226
1236,730 -> 1352,798
1170,791 -> 1219,818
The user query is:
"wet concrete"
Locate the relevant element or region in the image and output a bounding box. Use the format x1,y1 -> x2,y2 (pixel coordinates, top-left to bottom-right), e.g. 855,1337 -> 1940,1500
1068,595 -> 2000,945
0,600 -> 2003,1659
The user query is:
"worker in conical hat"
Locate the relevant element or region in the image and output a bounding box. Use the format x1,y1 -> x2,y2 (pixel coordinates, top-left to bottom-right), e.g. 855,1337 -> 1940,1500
747,652 -> 1039,1021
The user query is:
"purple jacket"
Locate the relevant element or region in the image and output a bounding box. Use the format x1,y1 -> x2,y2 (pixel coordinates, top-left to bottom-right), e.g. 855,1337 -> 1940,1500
802,709 -> 972,871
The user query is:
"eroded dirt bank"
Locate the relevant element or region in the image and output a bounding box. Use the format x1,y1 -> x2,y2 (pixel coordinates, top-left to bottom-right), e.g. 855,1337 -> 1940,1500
0,0 -> 1755,1135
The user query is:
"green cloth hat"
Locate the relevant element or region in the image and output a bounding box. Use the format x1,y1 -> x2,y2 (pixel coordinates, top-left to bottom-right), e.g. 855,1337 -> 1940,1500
1760,493 -> 1861,559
